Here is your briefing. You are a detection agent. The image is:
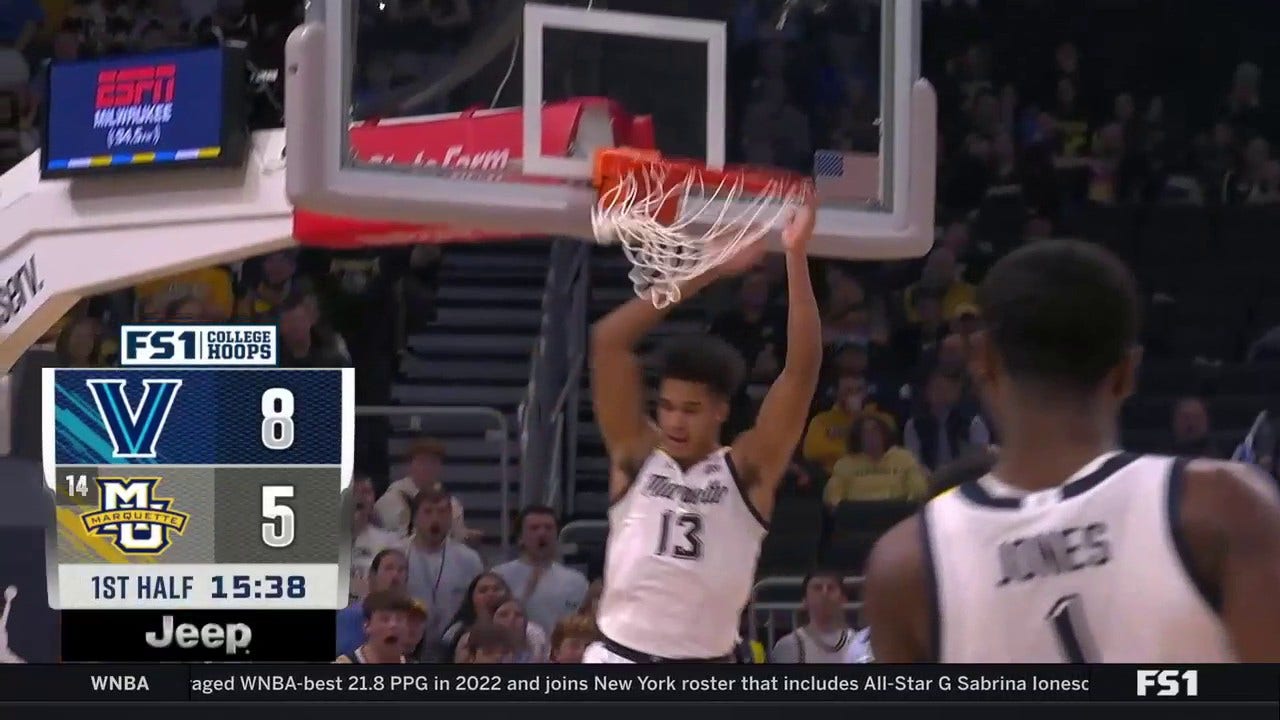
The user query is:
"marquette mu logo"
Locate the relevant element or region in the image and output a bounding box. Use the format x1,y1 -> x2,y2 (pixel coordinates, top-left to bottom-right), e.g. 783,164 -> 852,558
86,379 -> 182,459
80,477 -> 189,554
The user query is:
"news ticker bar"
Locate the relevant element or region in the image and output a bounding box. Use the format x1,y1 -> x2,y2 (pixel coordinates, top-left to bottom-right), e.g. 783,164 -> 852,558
0,665 -> 1276,704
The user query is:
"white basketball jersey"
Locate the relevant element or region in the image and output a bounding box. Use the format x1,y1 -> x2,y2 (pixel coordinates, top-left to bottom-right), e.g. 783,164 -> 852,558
598,447 -> 767,658
924,451 -> 1235,663
778,627 -> 871,663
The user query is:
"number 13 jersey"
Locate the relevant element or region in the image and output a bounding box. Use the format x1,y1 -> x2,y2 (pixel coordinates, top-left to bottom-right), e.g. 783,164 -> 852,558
924,451 -> 1234,663
598,447 -> 768,658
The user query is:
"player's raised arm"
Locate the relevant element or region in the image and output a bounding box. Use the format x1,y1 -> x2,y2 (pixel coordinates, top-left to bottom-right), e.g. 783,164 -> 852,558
732,203 -> 823,497
590,247 -> 763,495
1180,460 -> 1280,660
589,287 -> 693,477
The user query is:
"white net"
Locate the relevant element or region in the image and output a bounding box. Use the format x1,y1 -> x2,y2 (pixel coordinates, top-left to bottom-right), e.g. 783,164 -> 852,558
591,161 -> 808,309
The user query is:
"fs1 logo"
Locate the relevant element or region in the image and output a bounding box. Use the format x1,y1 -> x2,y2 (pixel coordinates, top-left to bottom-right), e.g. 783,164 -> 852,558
86,379 -> 182,458
123,329 -> 196,364
79,477 -> 189,554
1137,669 -> 1199,697
95,65 -> 176,109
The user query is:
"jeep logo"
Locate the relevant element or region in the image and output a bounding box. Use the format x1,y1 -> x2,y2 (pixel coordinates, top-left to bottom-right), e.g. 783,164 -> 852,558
145,615 -> 252,655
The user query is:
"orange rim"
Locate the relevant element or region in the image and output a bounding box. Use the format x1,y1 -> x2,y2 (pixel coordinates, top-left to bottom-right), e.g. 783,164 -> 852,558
592,147 -> 811,226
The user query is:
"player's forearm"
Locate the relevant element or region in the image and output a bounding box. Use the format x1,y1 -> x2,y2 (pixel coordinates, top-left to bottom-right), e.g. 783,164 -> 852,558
591,274 -> 716,351
780,249 -> 822,380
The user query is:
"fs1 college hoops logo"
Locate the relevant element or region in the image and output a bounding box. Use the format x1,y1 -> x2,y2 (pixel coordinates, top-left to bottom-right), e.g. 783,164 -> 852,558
80,377 -> 188,554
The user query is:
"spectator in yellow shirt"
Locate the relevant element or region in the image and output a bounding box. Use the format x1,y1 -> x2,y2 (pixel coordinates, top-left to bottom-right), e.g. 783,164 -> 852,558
803,372 -> 869,472
134,266 -> 235,321
902,248 -> 977,323
824,412 -> 929,506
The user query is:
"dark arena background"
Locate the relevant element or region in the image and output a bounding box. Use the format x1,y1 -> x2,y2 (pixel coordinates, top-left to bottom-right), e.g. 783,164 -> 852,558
0,0 -> 1278,717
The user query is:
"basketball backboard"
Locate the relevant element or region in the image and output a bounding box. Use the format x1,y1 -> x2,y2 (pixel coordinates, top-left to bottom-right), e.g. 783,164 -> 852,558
286,0 -> 935,260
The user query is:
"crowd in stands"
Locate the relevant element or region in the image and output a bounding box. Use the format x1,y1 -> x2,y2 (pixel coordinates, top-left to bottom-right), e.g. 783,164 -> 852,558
706,0 -> 1280,520
4,0 -> 1279,663
341,450 -> 600,664
694,0 -> 1280,652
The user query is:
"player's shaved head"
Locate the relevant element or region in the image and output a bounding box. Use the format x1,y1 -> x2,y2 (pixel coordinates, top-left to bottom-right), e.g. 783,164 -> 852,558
977,239 -> 1140,393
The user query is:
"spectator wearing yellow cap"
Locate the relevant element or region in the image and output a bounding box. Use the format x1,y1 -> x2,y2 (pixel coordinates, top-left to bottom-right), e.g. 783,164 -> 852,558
403,598 -> 429,660
823,410 -> 929,506
947,302 -> 982,339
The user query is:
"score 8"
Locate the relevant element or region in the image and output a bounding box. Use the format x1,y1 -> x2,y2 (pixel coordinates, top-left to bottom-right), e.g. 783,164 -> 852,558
261,388 -> 296,451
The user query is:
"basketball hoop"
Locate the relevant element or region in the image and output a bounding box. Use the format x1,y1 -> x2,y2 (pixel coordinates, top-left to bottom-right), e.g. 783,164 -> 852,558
591,148 -> 812,309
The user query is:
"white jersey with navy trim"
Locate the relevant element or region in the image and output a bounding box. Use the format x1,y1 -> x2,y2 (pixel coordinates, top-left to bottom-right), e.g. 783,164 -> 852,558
923,452 -> 1235,663
773,626 -> 871,663
596,447 -> 768,659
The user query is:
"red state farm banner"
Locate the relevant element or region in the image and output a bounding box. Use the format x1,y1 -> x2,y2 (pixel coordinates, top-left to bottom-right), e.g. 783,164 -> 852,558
292,98 -> 654,248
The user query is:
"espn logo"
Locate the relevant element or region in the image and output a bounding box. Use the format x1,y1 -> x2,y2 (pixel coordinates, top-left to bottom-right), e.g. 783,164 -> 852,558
1137,669 -> 1199,697
95,65 -> 176,109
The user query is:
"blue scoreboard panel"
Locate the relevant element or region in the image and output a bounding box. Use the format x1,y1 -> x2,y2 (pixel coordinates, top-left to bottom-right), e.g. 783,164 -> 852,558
44,335 -> 354,661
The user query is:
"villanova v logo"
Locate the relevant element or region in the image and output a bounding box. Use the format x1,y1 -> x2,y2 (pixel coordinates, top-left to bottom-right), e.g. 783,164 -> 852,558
86,379 -> 183,459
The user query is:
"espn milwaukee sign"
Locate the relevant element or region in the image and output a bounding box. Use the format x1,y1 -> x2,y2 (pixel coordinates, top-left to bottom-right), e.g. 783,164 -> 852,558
290,98 -> 655,248
94,64 -> 176,128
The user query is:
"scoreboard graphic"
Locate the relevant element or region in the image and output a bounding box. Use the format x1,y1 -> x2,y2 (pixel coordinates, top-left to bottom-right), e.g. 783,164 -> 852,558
42,331 -> 354,661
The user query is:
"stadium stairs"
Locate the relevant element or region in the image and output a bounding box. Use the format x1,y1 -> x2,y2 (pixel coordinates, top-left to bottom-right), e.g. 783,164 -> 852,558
389,241 -> 549,560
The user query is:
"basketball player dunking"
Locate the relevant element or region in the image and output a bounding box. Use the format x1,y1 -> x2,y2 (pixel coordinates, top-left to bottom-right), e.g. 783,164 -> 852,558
584,205 -> 821,663
864,240 -> 1280,663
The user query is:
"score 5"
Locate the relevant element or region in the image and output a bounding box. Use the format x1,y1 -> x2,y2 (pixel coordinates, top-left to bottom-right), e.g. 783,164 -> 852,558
261,485 -> 296,548
261,388 -> 295,451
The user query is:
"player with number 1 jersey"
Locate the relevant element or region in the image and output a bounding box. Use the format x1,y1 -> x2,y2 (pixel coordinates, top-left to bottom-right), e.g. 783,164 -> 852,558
862,241 -> 1280,663
584,204 -> 821,663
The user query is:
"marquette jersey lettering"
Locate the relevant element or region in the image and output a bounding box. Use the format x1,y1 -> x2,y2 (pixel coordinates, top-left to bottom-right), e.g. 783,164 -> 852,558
924,453 -> 1234,663
598,448 -> 766,658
